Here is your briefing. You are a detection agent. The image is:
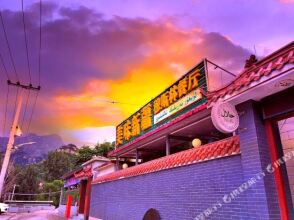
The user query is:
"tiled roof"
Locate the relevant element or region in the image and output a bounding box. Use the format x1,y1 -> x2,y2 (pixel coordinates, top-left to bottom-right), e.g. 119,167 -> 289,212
82,155 -> 110,166
207,41 -> 294,105
74,167 -> 92,178
93,162 -> 115,171
93,136 -> 240,185
61,166 -> 82,180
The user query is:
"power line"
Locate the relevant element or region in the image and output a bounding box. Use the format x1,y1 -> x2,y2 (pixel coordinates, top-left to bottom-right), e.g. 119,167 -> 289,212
0,53 -> 9,80
2,85 -> 10,137
38,0 -> 42,86
0,11 -> 19,82
20,89 -> 30,133
27,91 -> 39,133
21,0 -> 31,84
26,0 -> 42,133
95,98 -> 140,106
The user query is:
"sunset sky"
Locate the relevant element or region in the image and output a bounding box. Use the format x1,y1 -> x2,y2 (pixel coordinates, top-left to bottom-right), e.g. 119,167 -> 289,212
0,0 -> 293,146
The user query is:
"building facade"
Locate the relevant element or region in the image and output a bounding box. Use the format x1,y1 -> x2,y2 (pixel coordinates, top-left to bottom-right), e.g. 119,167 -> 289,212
90,42 -> 294,220
61,156 -> 115,219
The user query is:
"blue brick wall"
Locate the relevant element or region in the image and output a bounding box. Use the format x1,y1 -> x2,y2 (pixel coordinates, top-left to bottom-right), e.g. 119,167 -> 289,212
236,100 -> 281,220
89,100 -> 284,220
90,155 -> 248,220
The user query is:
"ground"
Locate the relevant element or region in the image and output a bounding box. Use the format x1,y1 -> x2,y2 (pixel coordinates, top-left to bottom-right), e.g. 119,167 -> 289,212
0,210 -> 65,220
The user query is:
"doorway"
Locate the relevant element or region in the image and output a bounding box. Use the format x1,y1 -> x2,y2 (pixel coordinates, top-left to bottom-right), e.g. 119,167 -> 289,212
143,208 -> 161,220
265,114 -> 294,220
277,116 -> 294,210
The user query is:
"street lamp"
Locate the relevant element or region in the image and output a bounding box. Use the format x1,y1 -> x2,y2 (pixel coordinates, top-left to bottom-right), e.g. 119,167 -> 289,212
13,142 -> 36,150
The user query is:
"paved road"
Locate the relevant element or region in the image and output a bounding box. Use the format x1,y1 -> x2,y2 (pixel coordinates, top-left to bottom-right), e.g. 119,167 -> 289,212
0,210 -> 65,220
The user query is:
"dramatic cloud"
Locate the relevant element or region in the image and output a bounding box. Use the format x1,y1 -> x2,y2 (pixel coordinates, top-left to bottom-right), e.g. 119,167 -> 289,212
0,2 -> 251,145
279,0 -> 294,3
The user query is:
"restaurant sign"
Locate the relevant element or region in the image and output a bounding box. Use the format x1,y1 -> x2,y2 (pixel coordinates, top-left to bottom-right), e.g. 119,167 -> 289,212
116,61 -> 207,147
154,89 -> 202,124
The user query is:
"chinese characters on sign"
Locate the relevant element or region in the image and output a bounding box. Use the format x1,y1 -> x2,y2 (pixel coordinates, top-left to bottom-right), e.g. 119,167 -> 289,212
153,89 -> 202,124
116,61 -> 206,147
153,70 -> 200,115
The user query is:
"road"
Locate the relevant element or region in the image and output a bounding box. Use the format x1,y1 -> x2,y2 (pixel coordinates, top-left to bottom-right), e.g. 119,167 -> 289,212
0,210 -> 65,220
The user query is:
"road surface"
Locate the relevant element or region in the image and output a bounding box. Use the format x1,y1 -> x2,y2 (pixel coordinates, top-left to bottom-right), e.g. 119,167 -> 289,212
0,210 -> 65,220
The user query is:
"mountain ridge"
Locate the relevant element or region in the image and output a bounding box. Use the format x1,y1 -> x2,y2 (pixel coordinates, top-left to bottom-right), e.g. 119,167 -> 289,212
0,133 -> 64,166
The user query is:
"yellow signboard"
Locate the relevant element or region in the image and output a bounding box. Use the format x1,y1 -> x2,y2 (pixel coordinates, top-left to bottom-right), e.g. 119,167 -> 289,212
116,61 -> 207,147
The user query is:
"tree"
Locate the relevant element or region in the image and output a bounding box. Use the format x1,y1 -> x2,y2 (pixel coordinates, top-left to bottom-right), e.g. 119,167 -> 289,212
94,142 -> 115,157
37,180 -> 64,207
0,155 -> 18,201
3,162 -> 18,200
75,142 -> 115,166
75,146 -> 96,166
43,151 -> 76,182
15,165 -> 39,200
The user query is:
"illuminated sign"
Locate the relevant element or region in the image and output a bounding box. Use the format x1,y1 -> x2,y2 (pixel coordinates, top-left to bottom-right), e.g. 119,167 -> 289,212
116,61 -> 207,147
154,89 -> 202,124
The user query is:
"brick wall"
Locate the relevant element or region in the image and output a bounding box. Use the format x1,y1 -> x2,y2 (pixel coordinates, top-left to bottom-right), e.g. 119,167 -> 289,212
89,100 -> 283,220
236,100 -> 281,219
90,155 -> 247,220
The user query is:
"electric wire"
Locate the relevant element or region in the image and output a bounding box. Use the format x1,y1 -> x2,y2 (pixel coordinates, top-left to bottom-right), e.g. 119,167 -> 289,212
0,11 -> 19,82
38,0 -> 42,86
26,0 -> 42,133
2,85 -> 10,137
0,53 -> 9,80
21,0 -> 31,84
27,91 -> 39,133
20,89 -> 30,133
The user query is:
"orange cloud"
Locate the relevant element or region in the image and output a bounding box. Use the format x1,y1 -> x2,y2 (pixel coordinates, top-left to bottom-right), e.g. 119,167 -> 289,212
29,17 -> 249,144
279,0 -> 294,3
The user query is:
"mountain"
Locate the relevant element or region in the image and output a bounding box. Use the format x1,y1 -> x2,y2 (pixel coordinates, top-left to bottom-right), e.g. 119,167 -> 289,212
0,134 -> 64,166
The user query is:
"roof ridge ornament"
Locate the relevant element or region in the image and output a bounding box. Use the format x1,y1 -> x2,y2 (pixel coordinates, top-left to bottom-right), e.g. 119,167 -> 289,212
244,54 -> 258,69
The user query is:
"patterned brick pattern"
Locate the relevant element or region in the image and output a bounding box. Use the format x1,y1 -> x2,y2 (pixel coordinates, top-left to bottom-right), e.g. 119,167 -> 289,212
90,155 -> 247,220
236,100 -> 281,219
93,136 -> 240,184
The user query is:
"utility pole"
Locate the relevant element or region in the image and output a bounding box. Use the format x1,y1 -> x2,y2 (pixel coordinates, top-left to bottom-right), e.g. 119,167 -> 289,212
0,80 -> 40,199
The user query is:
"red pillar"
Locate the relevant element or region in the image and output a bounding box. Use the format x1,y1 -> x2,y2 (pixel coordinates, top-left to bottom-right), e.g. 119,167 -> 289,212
78,180 -> 87,214
84,177 -> 93,220
265,120 -> 289,220
65,194 -> 72,219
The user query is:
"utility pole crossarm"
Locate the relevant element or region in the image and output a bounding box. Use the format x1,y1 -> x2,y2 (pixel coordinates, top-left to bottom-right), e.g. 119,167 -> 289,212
0,81 -> 41,198
7,80 -> 41,91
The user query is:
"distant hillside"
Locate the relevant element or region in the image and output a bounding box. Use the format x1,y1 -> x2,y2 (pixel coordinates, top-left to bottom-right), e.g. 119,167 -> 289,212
0,134 -> 64,166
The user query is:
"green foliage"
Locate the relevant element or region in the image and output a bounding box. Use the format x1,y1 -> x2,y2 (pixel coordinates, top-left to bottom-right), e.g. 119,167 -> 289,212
75,146 -> 95,166
15,164 -> 40,200
62,189 -> 79,206
37,180 -> 64,207
43,151 -> 76,182
75,142 -> 114,166
94,142 -> 115,157
8,141 -> 113,204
